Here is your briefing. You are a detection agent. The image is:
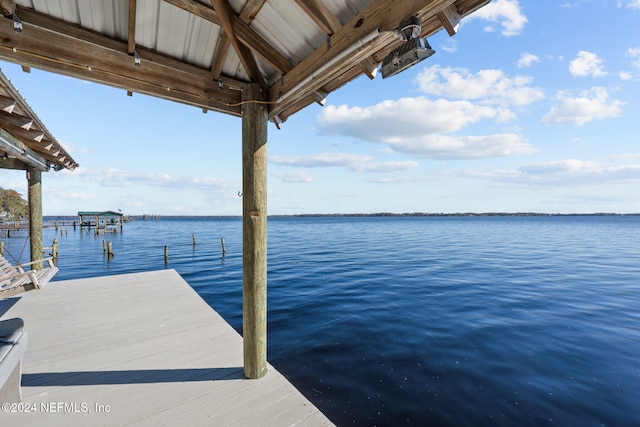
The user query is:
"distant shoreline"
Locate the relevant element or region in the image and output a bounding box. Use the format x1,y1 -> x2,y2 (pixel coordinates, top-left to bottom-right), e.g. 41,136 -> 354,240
43,212 -> 640,220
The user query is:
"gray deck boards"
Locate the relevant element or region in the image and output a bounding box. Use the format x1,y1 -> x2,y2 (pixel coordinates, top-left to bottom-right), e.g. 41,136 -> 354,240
0,269 -> 333,426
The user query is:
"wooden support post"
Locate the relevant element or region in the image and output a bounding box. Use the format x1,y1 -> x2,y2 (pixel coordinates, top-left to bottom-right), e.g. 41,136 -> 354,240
192,234 -> 196,246
164,245 -> 169,263
107,242 -> 114,257
27,167 -> 43,270
242,83 -> 268,379
221,237 -> 226,256
52,238 -> 58,258
0,241 -> 4,255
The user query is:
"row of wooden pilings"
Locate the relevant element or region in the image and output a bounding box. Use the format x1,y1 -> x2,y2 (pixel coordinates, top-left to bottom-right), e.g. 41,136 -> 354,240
95,234 -> 227,263
163,235 -> 226,263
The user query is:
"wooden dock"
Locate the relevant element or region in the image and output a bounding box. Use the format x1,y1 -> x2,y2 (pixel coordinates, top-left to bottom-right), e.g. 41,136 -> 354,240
0,269 -> 333,426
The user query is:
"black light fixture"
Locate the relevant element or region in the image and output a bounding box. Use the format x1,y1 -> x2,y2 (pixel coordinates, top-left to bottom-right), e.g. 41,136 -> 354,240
381,37 -> 435,79
380,14 -> 435,79
396,15 -> 421,41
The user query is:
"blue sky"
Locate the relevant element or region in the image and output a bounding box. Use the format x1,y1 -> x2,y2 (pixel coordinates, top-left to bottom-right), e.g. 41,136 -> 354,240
1,0 -> 640,216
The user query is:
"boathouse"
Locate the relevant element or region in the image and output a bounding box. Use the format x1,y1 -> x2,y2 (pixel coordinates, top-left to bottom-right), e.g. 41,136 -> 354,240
0,0 -> 491,385
78,210 -> 124,232
0,69 -> 78,267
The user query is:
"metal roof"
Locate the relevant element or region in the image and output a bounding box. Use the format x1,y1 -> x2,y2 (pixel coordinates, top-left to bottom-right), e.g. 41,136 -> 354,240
78,210 -> 123,216
0,69 -> 78,171
0,0 -> 491,124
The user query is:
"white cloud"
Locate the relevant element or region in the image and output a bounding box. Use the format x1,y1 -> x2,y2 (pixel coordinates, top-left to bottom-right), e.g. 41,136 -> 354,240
518,159 -> 640,184
318,97 -> 499,140
317,95 -> 537,160
542,87 -> 623,126
69,167 -> 235,190
270,152 -> 373,168
274,171 -> 314,183
415,65 -> 544,107
519,159 -> 601,175
383,133 -> 536,160
627,47 -> 640,68
465,0 -> 527,36
569,51 -> 607,77
270,153 -> 419,173
624,0 -> 640,9
517,53 -> 539,68
466,158 -> 640,186
353,161 -> 419,173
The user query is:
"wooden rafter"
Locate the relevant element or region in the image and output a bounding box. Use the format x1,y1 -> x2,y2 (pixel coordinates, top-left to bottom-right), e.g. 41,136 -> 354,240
209,32 -> 229,80
437,4 -> 462,36
208,0 -> 266,82
127,0 -> 137,54
0,0 -> 12,16
0,109 -> 33,129
293,0 -> 341,35
0,7 -> 243,115
167,0 -> 291,74
238,0 -> 267,24
210,0 -> 263,87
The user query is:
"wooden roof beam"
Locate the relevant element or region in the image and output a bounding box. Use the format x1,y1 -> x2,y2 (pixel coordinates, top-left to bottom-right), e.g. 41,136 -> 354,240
0,8 -> 243,115
209,0 -> 267,82
0,94 -> 16,113
0,109 -> 33,129
293,0 -> 341,35
437,4 -> 462,36
0,0 -> 11,16
0,122 -> 45,143
166,0 -> 291,74
238,0 -> 267,24
128,0 -> 137,54
209,32 -> 229,80
211,0 -> 264,87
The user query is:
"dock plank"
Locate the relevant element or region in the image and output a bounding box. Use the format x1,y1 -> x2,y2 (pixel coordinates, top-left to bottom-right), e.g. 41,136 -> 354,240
0,269 -> 333,426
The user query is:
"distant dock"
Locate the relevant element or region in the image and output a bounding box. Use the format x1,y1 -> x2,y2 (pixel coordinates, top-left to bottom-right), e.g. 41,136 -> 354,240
0,270 -> 333,426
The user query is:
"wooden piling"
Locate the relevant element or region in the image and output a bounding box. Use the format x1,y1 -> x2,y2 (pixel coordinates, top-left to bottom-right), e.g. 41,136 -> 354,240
27,167 -> 43,269
192,234 -> 196,246
52,238 -> 58,258
103,240 -> 107,253
164,245 -> 169,263
242,82 -> 268,379
221,237 -> 226,256
107,242 -> 114,257
0,241 -> 4,255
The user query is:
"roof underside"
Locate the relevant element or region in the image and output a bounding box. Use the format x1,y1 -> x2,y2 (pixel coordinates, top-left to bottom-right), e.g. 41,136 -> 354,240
0,70 -> 78,171
0,0 -> 490,126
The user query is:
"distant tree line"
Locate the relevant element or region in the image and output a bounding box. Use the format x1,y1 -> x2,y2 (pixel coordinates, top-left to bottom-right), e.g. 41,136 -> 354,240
0,187 -> 28,221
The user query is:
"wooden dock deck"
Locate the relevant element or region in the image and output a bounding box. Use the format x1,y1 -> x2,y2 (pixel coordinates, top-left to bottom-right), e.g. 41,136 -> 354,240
0,269 -> 333,426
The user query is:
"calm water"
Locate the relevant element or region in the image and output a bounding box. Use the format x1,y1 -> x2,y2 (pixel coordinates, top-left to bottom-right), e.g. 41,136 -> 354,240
3,215 -> 640,426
